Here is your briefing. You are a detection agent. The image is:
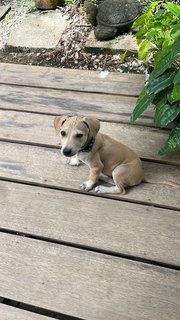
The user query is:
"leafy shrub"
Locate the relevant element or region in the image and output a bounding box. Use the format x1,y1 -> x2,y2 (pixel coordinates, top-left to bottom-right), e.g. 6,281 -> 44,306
131,1 -> 180,155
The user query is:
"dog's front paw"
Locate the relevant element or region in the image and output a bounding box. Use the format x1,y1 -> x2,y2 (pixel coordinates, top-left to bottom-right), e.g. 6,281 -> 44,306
67,156 -> 80,166
80,180 -> 94,191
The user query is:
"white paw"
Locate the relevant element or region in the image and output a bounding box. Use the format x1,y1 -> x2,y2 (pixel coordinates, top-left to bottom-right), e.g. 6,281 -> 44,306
67,156 -> 80,166
94,185 -> 107,194
80,180 -> 94,191
95,185 -> 123,194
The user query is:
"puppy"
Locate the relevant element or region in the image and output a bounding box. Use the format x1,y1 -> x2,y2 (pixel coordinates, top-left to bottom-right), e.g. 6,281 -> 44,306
54,115 -> 144,194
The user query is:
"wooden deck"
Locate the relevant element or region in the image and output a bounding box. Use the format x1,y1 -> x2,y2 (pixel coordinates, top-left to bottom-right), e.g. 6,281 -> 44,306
0,62 -> 180,320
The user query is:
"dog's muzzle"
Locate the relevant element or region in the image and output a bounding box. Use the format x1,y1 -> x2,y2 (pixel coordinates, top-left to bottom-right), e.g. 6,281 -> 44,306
62,148 -> 74,157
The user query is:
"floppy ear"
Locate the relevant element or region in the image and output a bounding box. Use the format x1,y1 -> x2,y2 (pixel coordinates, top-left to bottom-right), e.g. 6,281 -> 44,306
83,117 -> 100,137
54,116 -> 68,134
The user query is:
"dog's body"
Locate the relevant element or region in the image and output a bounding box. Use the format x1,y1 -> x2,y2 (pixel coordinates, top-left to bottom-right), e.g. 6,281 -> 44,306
54,115 -> 144,194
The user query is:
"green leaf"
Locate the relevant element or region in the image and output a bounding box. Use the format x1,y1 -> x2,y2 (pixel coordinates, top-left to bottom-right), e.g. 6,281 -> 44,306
150,1 -> 161,11
155,104 -> 180,127
171,84 -> 180,102
171,23 -> 180,33
159,124 -> 180,155
133,10 -> 152,29
138,40 -> 151,60
120,50 -> 128,62
160,13 -> 176,25
150,37 -> 180,79
153,9 -> 164,19
171,23 -> 180,39
173,70 -> 180,84
163,3 -> 180,19
155,36 -> 180,65
162,37 -> 172,49
135,27 -> 148,41
147,69 -> 177,95
153,89 -> 169,106
167,91 -> 175,104
131,86 -> 155,123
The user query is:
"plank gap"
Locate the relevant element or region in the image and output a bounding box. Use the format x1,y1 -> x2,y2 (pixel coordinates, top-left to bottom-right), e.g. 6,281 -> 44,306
0,227 -> 180,271
0,299 -> 82,320
1,176 -> 179,212
0,82 -> 140,98
0,107 -> 156,128
0,107 -> 172,131
0,138 -> 177,166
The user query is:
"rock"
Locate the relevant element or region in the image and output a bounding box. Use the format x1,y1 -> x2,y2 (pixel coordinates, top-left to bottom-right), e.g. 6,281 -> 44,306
84,0 -> 141,40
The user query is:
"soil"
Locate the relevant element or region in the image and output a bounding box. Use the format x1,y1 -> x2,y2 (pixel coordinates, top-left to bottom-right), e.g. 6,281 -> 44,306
0,0 -> 177,73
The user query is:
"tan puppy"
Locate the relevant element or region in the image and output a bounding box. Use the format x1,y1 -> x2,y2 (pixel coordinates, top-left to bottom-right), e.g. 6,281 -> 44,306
54,115 -> 144,194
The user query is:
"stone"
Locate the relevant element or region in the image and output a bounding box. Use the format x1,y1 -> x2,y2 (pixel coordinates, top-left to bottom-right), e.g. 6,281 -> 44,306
0,5 -> 11,21
6,11 -> 68,52
85,30 -> 138,54
84,0 -> 141,41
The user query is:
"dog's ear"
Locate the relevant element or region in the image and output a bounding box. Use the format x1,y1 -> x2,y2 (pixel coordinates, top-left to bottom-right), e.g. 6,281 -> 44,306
54,116 -> 68,134
83,117 -> 100,136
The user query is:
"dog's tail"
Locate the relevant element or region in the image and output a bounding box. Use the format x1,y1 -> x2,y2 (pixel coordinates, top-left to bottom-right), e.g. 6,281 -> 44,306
143,177 -> 180,189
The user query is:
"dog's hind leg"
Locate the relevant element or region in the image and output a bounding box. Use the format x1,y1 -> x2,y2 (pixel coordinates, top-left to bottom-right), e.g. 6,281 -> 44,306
95,172 -> 125,194
99,173 -> 114,185
112,162 -> 143,194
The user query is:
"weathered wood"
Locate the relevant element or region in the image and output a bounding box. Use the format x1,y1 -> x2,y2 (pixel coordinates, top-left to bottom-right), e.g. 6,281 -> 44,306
0,304 -> 53,320
0,180 -> 179,265
0,141 -> 179,209
0,84 -> 154,125
0,110 -> 179,165
0,5 -> 11,21
0,63 -> 145,96
0,233 -> 180,320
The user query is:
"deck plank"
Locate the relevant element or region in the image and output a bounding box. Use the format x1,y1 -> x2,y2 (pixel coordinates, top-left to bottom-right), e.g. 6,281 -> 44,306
0,84 -> 154,125
0,141 -> 179,209
0,63 -> 145,96
0,180 -> 179,265
0,5 -> 11,21
0,110 -> 179,165
0,62 -> 179,320
0,232 -> 179,320
0,304 -> 54,320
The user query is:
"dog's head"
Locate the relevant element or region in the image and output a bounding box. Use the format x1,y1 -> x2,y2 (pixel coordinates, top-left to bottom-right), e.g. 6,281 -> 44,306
54,115 -> 100,157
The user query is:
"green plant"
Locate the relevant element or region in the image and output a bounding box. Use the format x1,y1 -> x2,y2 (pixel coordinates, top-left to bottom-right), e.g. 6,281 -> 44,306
131,2 -> 180,155
133,1 -> 180,61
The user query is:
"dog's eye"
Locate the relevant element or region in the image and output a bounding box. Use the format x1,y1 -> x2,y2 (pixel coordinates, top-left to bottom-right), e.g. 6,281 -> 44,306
61,131 -> 66,137
76,133 -> 83,138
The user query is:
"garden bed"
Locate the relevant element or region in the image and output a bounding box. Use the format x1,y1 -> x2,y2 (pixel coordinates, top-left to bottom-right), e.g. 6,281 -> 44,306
0,0 -> 147,73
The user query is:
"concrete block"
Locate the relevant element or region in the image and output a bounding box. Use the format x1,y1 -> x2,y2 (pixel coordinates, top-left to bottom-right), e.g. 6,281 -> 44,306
85,30 -> 138,54
6,11 -> 68,52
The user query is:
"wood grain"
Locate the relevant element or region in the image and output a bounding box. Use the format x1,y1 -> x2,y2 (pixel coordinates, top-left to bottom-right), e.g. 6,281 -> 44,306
0,233 -> 180,320
0,84 -> 154,125
0,180 -> 179,265
0,5 -> 11,21
0,110 -> 179,164
0,304 -> 54,320
0,63 -> 145,96
0,141 -> 179,209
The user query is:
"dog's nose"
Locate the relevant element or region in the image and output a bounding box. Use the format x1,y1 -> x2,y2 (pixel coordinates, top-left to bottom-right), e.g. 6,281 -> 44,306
63,148 -> 72,157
